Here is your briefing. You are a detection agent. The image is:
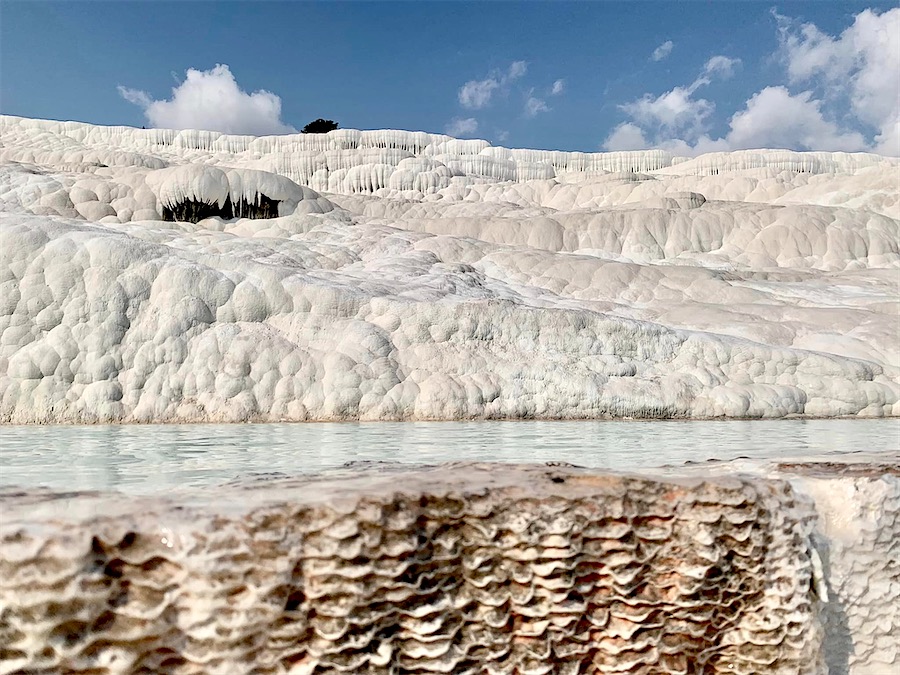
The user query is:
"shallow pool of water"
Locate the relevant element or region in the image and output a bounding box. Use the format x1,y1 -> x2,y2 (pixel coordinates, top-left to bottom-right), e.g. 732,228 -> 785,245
2,419 -> 897,494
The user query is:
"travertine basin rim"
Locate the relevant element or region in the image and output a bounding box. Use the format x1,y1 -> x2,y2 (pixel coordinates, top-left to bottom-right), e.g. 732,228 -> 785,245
2,457 -> 896,529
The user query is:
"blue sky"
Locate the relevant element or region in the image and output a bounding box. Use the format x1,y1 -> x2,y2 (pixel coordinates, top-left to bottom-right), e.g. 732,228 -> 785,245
2,1 -> 897,154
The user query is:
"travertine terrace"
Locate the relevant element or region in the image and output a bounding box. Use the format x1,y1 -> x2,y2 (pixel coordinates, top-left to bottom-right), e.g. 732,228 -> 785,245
1,116 -> 899,423
2,116 -> 899,669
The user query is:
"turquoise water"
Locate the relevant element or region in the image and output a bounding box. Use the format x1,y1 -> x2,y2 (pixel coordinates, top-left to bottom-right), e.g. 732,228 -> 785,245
1,419 -> 897,494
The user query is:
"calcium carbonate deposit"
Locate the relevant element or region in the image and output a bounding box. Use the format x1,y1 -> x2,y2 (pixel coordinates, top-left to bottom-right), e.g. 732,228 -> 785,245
2,460 -> 898,674
1,115 -> 898,422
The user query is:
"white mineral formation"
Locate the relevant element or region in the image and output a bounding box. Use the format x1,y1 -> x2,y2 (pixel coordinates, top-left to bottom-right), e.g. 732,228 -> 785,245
1,460 -> 897,673
1,116 -> 898,422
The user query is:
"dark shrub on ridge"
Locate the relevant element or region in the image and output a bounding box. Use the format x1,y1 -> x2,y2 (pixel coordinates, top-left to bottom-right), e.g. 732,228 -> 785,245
301,119 -> 339,134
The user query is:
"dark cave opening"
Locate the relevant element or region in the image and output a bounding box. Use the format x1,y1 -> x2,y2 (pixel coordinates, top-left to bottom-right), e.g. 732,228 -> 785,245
161,194 -> 281,223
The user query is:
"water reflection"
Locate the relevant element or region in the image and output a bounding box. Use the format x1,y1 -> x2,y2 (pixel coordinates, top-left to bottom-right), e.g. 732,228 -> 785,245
1,419 -> 897,495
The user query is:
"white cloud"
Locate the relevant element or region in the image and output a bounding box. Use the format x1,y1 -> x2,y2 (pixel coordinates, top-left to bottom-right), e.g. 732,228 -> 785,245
604,85 -> 869,155
496,130 -> 510,142
682,55 -> 742,94
603,56 -> 736,151
604,8 -> 899,156
777,11 -> 856,83
507,61 -> 528,81
524,96 -> 550,117
724,86 -> 867,151
458,79 -> 500,110
551,79 -> 565,96
615,54 -> 738,141
777,7 -> 899,156
621,86 -> 714,137
651,40 -> 674,61
445,117 -> 479,137
604,123 -> 651,151
604,83 -> 868,155
458,61 -> 528,110
117,86 -> 152,108
702,55 -> 740,79
119,64 -> 295,135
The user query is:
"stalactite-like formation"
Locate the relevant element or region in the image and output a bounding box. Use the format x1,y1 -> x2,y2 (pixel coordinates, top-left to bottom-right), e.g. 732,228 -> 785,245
161,194 -> 282,222
229,193 -> 280,219
2,116 -> 895,199
161,198 -> 229,223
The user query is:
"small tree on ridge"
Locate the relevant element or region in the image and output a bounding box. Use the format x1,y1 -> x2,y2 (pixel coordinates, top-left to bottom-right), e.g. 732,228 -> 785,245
301,119 -> 339,134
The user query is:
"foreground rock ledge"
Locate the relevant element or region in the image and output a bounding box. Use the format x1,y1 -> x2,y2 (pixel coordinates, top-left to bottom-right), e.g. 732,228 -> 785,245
1,461 -> 897,674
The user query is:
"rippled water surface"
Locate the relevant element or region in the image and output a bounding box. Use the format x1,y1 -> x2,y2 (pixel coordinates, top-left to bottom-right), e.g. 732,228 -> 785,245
1,420 -> 897,494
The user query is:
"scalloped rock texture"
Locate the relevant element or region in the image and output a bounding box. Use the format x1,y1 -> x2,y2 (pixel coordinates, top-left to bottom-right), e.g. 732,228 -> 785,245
1,116 -> 899,422
0,462 -> 852,675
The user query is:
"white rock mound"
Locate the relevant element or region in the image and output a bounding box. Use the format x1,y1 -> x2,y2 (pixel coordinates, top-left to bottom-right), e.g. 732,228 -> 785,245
1,116 -> 898,422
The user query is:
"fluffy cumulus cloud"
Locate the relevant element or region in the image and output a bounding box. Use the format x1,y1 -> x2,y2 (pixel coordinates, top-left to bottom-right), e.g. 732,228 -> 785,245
119,64 -> 296,135
445,117 -> 479,137
605,56 -> 736,151
777,7 -> 899,155
604,8 -> 899,156
620,87 -> 714,137
458,61 -> 528,110
551,79 -> 566,96
651,40 -> 674,62
603,123 -> 651,151
725,87 -> 867,152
